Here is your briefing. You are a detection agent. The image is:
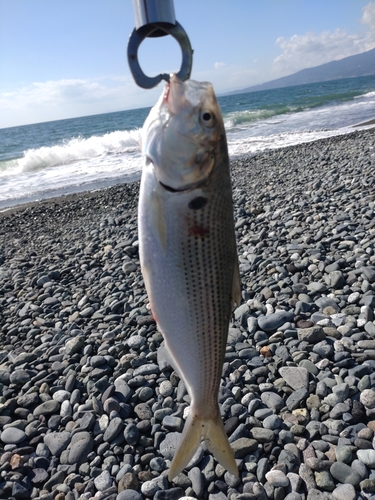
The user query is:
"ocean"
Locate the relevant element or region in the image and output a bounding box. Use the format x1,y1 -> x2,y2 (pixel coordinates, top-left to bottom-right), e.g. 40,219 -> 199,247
1,74 -> 375,210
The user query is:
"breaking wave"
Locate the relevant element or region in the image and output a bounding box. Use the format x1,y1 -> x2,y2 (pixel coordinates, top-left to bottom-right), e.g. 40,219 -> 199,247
18,129 -> 141,173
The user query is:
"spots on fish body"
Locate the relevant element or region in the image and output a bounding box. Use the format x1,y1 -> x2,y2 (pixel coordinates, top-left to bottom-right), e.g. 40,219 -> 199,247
188,196 -> 208,210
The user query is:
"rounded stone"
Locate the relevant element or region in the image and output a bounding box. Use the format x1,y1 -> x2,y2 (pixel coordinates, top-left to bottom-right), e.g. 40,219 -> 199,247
117,490 -> 143,500
360,389 -> 375,409
150,457 -> 166,472
357,449 -> 375,468
103,417 -> 124,442
141,479 -> 160,496
124,423 -> 140,446
261,391 -> 285,411
360,479 -> 375,493
138,386 -> 154,402
94,470 -> 113,491
258,310 -> 294,332
9,369 -> 30,385
263,414 -> 282,430
335,446 -> 352,464
331,483 -> 356,500
265,470 -> 289,487
44,431 -> 71,456
52,390 -> 71,403
330,462 -> 362,486
65,336 -> 85,355
30,468 -> 49,485
314,470 -> 335,491
279,367 -> 309,390
33,400 -> 60,416
126,335 -> 146,349
1,427 -> 27,444
68,431 -> 93,465
159,380 -> 174,397
159,432 -> 180,460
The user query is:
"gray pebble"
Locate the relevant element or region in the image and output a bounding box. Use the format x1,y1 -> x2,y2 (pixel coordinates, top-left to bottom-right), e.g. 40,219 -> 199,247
360,389 -> 375,408
116,491 -> 143,500
357,449 -> 375,468
68,431 -> 93,465
330,462 -> 362,485
0,427 -> 26,444
331,483 -> 356,500
3,130 -> 375,499
103,417 -> 124,442
298,326 -> 327,344
265,470 -> 289,487
279,366 -> 309,390
44,431 -> 71,456
188,467 -> 204,497
261,392 -> 284,411
94,470 -> 113,491
257,310 -> 294,332
33,400 -> 60,416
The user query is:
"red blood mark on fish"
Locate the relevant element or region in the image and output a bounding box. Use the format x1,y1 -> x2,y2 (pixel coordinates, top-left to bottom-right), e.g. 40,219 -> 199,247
188,226 -> 209,238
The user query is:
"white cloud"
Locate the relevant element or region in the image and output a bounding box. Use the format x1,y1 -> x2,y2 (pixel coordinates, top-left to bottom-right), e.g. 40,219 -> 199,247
273,2 -> 375,76
208,1 -> 375,92
2,79 -> 126,107
0,77 -> 162,128
214,62 -> 226,70
274,29 -> 375,75
362,2 -> 375,30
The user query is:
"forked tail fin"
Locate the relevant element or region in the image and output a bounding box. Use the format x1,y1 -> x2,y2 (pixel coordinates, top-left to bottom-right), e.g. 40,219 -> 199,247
168,406 -> 238,480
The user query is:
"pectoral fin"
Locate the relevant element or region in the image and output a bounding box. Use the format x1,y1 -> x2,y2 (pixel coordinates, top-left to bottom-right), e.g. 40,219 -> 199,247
232,256 -> 241,308
149,190 -> 167,253
157,341 -> 177,372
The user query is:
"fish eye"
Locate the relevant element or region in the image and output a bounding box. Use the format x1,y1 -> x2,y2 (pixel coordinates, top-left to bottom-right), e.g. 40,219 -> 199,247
200,110 -> 216,127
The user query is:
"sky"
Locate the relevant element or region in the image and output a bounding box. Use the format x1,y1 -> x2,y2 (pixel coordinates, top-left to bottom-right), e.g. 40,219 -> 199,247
1,0 -> 375,129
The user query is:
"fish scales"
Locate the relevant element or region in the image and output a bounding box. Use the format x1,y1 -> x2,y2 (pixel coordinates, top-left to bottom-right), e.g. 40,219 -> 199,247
138,74 -> 240,479
181,176 -> 234,408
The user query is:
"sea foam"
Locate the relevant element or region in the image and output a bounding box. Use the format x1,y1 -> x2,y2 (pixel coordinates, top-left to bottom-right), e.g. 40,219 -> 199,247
18,129 -> 141,173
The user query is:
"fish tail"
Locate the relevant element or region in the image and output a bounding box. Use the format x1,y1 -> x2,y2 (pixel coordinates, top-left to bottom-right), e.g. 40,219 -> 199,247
168,406 -> 238,480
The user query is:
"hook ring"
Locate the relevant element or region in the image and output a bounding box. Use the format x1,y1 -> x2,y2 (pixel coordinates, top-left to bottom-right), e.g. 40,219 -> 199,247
127,22 -> 193,89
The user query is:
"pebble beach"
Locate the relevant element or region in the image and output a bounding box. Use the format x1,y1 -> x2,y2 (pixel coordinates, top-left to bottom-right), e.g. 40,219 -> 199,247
1,127 -> 375,500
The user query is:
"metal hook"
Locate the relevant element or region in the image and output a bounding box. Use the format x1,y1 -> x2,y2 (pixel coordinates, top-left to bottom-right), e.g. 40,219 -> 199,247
127,22 -> 193,89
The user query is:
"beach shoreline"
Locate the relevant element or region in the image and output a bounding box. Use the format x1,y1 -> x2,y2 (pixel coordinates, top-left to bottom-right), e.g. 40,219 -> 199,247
353,117 -> 375,127
1,127 -> 375,499
1,124 -> 374,219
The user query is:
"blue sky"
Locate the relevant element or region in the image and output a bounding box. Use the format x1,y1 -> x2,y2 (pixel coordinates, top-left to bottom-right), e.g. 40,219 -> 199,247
1,0 -> 375,128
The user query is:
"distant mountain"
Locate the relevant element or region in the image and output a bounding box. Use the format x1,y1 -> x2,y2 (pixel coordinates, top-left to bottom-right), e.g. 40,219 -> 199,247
227,47 -> 375,94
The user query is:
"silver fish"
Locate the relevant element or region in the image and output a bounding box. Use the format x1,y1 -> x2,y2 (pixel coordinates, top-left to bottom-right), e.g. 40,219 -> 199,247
138,74 -> 241,479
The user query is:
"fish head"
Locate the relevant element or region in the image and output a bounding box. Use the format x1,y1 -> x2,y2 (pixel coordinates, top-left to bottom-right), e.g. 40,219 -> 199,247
142,74 -> 226,191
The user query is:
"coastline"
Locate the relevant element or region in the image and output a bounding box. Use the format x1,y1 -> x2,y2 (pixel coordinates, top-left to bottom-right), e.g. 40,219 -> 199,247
1,127 -> 375,499
353,118 -> 375,127
1,124 -> 374,219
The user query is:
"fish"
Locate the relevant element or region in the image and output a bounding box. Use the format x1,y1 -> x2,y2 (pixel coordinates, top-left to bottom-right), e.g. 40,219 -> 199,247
138,74 -> 241,480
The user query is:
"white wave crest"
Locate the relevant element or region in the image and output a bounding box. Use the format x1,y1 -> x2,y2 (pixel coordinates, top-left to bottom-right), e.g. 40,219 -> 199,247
224,107 -> 293,130
18,129 -> 141,173
355,90 -> 375,99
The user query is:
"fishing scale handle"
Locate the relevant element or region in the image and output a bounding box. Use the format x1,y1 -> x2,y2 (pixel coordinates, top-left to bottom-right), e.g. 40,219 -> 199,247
128,0 -> 193,89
